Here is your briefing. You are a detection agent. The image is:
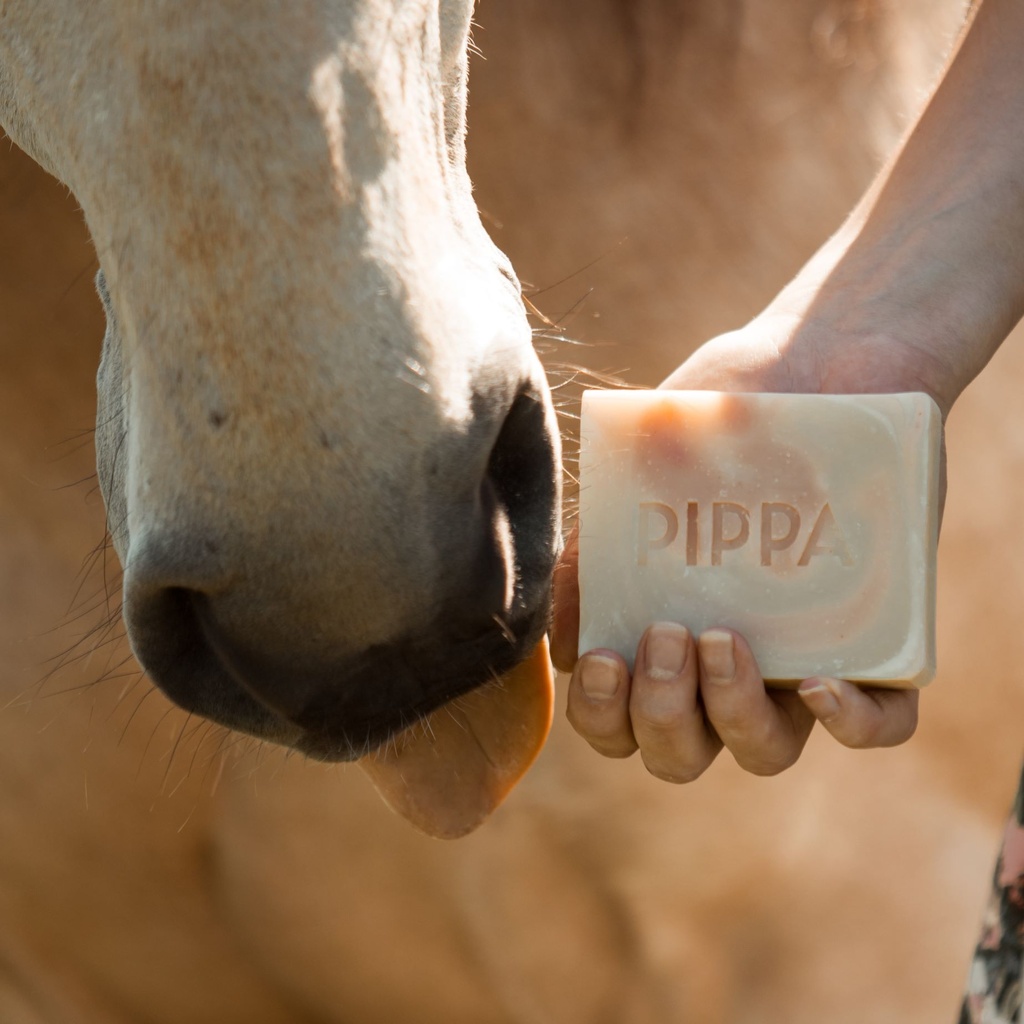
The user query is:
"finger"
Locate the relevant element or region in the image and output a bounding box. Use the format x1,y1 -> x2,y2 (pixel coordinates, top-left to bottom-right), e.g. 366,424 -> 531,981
550,524 -> 580,673
566,649 -> 638,759
797,677 -> 919,748
629,623 -> 722,783
697,629 -> 816,776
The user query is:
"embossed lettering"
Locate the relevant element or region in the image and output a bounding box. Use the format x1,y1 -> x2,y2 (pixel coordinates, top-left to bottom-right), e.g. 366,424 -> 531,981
797,503 -> 854,566
638,502 -> 678,566
760,503 -> 801,566
686,500 -> 699,566
636,499 -> 853,567
711,502 -> 750,566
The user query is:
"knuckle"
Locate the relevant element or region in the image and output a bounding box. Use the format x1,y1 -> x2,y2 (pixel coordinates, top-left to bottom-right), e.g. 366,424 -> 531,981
833,690 -> 920,749
838,724 -> 878,749
832,711 -> 887,749
641,754 -> 707,785
707,704 -> 764,747
631,702 -> 692,735
566,705 -> 637,757
567,712 -> 618,744
893,713 -> 918,745
842,711 -> 917,750
738,746 -> 800,777
566,696 -> 616,731
704,701 -> 749,735
881,700 -> 919,748
592,737 -> 639,759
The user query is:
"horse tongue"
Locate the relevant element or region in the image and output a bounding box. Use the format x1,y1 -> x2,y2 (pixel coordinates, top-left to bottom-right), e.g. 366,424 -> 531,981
358,638 -> 554,839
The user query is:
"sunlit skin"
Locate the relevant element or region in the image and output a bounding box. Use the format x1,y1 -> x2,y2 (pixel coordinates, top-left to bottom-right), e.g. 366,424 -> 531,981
552,0 -> 1024,784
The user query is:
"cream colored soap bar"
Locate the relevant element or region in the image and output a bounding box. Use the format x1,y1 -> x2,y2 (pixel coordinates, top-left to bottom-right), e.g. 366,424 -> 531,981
578,390 -> 941,688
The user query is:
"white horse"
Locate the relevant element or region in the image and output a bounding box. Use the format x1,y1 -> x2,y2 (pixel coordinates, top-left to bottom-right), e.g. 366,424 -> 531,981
0,0 -> 561,832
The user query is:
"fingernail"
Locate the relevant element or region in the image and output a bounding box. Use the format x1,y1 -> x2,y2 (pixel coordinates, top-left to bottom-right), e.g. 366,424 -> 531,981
580,654 -> 621,700
645,622 -> 689,679
798,678 -> 841,722
698,630 -> 735,684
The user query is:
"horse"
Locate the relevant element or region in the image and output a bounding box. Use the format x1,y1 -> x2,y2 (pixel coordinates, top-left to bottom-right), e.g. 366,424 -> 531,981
2,0 -> 1022,1021
0,0 -> 564,838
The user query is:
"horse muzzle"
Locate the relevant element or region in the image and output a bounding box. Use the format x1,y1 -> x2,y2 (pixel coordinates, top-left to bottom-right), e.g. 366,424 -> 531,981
117,385 -> 562,759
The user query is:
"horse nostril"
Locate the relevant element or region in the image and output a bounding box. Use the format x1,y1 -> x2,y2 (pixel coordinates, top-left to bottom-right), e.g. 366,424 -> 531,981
484,389 -> 561,592
121,576 -> 294,741
488,390 -> 559,527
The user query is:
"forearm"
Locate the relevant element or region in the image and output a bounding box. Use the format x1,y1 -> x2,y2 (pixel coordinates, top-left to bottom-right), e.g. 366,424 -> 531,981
770,0 -> 1024,413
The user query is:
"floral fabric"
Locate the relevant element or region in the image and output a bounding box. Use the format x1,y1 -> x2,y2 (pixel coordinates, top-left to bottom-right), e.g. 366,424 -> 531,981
960,763 -> 1024,1024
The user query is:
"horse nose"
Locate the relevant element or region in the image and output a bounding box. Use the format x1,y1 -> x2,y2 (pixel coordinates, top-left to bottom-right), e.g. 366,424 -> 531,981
119,387 -> 561,758
482,388 -> 561,611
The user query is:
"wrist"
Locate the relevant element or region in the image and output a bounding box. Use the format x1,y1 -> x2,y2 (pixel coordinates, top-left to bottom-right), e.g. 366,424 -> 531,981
765,192 -> 1023,415
764,0 -> 1024,414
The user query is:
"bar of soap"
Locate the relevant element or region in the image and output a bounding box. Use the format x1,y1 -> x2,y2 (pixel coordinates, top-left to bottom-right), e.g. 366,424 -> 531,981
578,390 -> 941,688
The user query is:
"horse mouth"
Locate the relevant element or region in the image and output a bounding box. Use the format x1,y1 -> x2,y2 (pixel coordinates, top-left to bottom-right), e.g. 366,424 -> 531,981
122,576 -> 556,839
358,636 -> 555,839
113,378 -> 563,837
283,597 -> 553,764
125,576 -> 549,724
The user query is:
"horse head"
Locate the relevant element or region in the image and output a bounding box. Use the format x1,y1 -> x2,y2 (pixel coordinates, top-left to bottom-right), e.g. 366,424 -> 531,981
0,0 -> 561,833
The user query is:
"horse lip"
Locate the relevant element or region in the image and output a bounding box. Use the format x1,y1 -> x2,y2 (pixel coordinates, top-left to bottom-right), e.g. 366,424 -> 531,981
286,592 -> 552,762
123,575 -> 553,763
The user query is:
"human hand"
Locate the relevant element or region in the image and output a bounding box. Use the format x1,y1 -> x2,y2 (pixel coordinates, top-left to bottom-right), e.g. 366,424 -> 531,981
551,314 -> 943,781
550,0 -> 1024,782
